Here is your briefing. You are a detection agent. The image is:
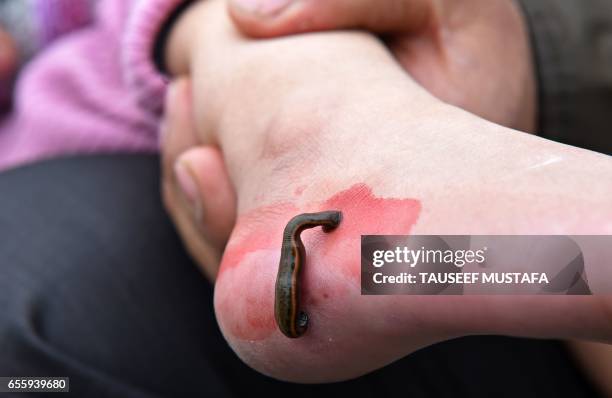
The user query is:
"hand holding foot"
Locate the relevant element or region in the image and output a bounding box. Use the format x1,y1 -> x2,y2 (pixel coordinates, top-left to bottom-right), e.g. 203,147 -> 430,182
227,0 -> 537,132
163,0 -> 612,382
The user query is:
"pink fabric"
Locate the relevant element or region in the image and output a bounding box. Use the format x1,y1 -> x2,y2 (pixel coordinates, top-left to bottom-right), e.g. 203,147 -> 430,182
34,0 -> 96,48
123,0 -> 186,113
0,0 -> 183,170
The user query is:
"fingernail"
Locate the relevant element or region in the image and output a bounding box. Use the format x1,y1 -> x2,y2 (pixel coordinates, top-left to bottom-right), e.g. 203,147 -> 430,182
174,161 -> 200,206
231,0 -> 293,16
175,161 -> 205,224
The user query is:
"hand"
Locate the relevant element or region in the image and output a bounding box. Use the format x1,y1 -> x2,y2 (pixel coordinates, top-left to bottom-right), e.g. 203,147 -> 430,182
226,0 -> 537,132
161,0 -> 612,383
160,0 -> 538,277
160,77 -> 236,281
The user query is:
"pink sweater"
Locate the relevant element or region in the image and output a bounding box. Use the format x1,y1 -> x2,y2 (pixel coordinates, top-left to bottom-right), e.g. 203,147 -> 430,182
0,0 -> 181,170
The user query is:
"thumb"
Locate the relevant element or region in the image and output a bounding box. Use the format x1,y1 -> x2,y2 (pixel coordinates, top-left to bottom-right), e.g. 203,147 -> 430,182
227,0 -> 435,38
173,147 -> 237,249
161,78 -> 237,248
160,78 -> 237,279
163,146 -> 237,280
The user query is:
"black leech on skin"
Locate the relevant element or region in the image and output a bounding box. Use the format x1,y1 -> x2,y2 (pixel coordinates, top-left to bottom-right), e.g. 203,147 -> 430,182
275,211 -> 342,338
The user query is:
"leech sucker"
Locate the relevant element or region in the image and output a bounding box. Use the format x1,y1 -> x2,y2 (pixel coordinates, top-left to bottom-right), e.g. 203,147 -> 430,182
275,211 -> 342,338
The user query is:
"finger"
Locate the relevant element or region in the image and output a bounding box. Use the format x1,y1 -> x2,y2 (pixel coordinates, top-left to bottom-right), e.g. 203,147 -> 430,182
160,78 -> 237,252
162,176 -> 223,280
173,147 -> 237,249
160,77 -> 199,182
161,78 -> 220,277
163,146 -> 237,281
227,0 -> 435,38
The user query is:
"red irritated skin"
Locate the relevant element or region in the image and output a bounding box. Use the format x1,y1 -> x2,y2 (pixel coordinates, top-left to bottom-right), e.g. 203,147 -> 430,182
214,183 -> 429,382
213,182 -> 612,383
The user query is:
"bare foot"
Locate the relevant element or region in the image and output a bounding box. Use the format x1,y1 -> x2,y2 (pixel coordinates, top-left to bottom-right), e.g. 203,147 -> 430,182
167,0 -> 612,382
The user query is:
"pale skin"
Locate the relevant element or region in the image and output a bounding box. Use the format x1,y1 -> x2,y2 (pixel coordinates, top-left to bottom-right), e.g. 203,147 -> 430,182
160,0 -> 612,383
226,0 -> 611,389
226,0 -> 538,132
164,0 -> 539,278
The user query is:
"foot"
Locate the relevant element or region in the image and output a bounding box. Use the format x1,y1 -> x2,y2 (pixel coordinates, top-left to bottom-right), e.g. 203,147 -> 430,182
168,0 -> 612,382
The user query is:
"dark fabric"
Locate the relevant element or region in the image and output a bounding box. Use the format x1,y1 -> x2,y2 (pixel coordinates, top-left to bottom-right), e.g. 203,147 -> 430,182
516,0 -> 612,154
0,155 -> 602,397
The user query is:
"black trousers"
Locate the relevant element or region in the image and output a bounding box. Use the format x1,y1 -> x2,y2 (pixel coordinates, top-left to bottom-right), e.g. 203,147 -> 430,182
0,155 -> 600,397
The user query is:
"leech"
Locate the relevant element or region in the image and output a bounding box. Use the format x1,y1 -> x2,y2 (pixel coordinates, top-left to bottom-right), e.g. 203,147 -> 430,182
275,211 -> 342,338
